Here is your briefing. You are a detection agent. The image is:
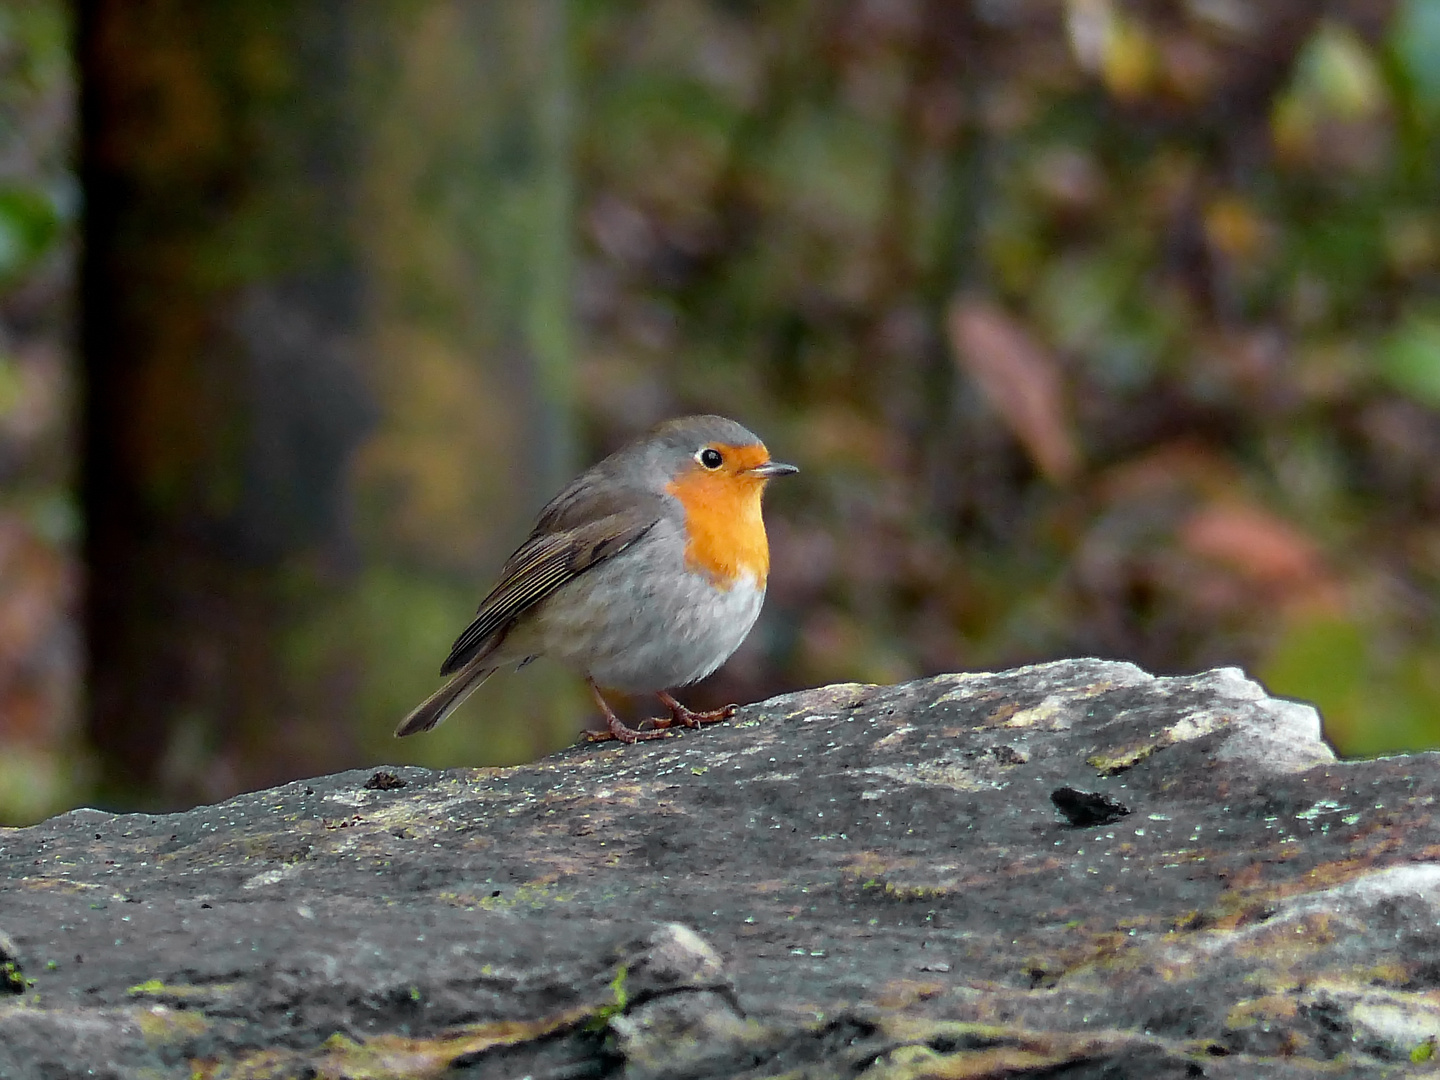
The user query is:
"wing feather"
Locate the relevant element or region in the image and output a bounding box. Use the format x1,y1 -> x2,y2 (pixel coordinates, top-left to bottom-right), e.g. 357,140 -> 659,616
439,508 -> 659,675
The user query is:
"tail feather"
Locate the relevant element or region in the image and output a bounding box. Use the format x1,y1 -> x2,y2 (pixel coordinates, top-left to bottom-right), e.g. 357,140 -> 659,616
394,656 -> 496,737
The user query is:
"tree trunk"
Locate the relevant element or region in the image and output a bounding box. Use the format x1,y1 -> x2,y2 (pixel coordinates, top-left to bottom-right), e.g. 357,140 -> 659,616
79,0 -> 575,808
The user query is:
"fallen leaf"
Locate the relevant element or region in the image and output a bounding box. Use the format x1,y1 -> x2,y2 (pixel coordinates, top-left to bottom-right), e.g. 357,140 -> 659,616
947,296 -> 1080,482
1178,502 -> 1340,609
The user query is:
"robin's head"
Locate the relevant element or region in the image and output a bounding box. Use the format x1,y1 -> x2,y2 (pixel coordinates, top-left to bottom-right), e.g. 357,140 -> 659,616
645,415 -> 797,487
642,415 -> 797,586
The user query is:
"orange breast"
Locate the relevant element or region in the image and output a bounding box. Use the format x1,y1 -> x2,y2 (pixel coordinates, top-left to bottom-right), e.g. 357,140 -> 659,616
666,445 -> 772,589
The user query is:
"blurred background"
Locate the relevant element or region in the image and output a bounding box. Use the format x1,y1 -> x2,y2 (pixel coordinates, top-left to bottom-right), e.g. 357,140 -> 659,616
0,0 -> 1436,823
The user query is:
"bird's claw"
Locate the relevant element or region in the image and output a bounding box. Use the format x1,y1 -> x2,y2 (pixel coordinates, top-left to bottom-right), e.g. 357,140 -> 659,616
582,718 -> 673,744
651,695 -> 738,730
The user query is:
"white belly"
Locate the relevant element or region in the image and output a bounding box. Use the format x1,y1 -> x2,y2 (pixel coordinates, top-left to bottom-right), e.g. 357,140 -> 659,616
519,525 -> 766,693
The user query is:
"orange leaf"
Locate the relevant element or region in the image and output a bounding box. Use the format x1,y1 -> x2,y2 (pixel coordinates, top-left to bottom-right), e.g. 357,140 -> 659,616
947,296 -> 1081,483
1178,502 -> 1337,608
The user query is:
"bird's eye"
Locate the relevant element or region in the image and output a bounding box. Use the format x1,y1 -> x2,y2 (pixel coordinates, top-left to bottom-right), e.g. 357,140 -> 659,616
698,447 -> 723,469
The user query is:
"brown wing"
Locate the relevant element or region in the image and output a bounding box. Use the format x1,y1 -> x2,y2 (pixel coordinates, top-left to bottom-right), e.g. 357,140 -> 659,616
439,506 -> 659,676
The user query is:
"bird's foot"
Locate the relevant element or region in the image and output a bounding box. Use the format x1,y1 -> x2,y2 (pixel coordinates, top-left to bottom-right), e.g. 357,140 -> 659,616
581,720 -> 670,744
583,679 -> 674,744
646,691 -> 738,730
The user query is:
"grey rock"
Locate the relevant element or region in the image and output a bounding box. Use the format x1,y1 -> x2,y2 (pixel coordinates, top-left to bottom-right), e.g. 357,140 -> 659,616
2,659 -> 1437,1078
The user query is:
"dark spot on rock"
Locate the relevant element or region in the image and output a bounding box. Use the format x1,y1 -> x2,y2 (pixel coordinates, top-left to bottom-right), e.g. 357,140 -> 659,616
1402,960 -> 1440,989
1173,910 -> 1214,932
1300,998 -> 1354,1058
363,771 -> 407,791
1050,786 -> 1132,827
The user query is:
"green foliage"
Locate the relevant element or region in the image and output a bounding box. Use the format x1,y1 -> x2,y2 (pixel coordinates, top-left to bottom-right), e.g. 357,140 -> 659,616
0,0 -> 75,826
0,186 -> 59,282
1391,0 -> 1440,119
1380,312 -> 1440,407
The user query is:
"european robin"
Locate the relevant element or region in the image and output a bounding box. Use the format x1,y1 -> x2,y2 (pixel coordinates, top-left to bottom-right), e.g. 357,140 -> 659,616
395,415 -> 797,744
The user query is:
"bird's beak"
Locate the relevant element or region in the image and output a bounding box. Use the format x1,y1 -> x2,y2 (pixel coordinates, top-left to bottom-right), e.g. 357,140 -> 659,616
747,460 -> 799,478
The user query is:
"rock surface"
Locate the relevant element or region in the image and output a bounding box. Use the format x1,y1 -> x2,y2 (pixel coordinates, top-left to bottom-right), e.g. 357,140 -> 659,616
2,659 -> 1439,1077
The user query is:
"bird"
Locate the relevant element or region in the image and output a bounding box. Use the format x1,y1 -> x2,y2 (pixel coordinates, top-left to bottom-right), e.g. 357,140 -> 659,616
395,414 -> 797,744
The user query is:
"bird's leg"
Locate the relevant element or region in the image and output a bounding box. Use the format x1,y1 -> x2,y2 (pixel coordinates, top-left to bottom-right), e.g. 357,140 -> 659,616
582,678 -> 672,744
646,690 -> 738,730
